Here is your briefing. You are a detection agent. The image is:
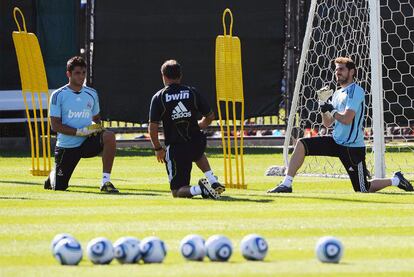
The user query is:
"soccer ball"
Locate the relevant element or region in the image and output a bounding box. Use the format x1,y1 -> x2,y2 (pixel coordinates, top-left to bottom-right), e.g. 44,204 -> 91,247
179,234 -> 206,261
315,236 -> 344,263
86,237 -> 114,264
205,235 -> 233,262
140,236 -> 167,263
113,236 -> 141,264
240,234 -> 268,261
53,238 -> 83,265
50,233 -> 75,254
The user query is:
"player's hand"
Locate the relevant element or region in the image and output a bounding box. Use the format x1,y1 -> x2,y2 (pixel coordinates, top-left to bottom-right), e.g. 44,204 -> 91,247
76,123 -> 103,136
155,148 -> 166,163
198,120 -> 208,130
316,86 -> 333,102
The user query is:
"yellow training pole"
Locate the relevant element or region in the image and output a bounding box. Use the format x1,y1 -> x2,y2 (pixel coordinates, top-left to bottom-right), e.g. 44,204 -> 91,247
12,9 -> 35,173
12,7 -> 51,176
216,101 -> 229,186
240,103 -> 246,188
28,32 -> 51,174
215,8 -> 246,189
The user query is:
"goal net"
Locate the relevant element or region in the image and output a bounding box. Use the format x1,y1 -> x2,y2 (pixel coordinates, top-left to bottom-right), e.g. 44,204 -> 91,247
271,0 -> 414,179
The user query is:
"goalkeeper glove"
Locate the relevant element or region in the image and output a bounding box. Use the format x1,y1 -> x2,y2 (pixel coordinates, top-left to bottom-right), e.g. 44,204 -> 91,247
76,123 -> 103,136
316,86 -> 333,102
319,102 -> 337,117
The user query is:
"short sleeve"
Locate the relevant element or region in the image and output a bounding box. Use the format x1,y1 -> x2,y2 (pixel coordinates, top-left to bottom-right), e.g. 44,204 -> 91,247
194,88 -> 212,116
92,92 -> 100,116
49,91 -> 61,118
345,85 -> 364,112
149,93 -> 163,123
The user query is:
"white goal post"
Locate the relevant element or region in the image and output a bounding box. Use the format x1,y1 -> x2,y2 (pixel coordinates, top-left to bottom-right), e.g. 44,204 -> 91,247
267,0 -> 414,179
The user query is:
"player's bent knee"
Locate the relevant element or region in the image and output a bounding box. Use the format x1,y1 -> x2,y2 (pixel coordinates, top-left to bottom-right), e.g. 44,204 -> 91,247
295,138 -> 306,153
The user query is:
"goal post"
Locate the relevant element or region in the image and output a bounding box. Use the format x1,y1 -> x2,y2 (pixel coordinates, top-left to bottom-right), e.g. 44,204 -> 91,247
268,0 -> 414,179
368,0 -> 386,178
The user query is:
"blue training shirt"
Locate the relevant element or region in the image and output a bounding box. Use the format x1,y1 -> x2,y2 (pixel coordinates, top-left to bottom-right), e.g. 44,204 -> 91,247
49,85 -> 100,148
331,82 -> 365,147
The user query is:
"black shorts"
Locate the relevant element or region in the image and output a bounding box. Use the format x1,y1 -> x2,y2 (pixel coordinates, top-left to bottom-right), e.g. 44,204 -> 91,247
164,134 -> 207,190
300,136 -> 370,192
50,132 -> 104,190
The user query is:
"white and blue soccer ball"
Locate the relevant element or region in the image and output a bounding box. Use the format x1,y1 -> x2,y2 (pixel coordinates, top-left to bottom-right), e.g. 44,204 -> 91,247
139,236 -> 167,263
51,233 -> 75,254
315,236 -> 344,263
53,238 -> 83,265
240,234 -> 268,261
113,236 -> 141,264
179,234 -> 206,261
205,235 -> 233,262
86,237 -> 114,264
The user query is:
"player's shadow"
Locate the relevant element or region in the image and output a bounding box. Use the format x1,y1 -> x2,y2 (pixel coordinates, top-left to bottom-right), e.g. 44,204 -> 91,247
66,189 -> 162,196
376,191 -> 414,196
69,184 -> 170,195
218,195 -> 273,203
0,180 -> 40,186
265,194 -> 409,204
0,196 -> 35,200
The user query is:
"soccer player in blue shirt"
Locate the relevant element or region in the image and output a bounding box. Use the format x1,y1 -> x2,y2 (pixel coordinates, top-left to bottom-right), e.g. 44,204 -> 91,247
268,57 -> 413,193
44,56 -> 119,193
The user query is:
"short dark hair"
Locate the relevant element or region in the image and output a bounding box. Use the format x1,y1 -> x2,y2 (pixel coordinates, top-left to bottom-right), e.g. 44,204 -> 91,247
334,57 -> 356,71
67,56 -> 87,72
161,60 -> 182,80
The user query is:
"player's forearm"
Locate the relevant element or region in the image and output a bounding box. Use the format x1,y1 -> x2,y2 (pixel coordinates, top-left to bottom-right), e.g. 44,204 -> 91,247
51,119 -> 77,136
332,111 -> 353,125
198,112 -> 214,129
321,113 -> 334,127
148,123 -> 162,149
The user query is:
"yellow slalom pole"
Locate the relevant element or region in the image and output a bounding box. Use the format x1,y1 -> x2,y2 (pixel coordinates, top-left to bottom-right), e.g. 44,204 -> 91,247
13,7 -> 51,176
232,101 -> 240,188
46,93 -> 51,172
22,91 -> 35,172
37,91 -> 47,173
216,100 -> 228,186
224,100 -> 232,187
13,8 -> 36,174
240,102 -> 245,188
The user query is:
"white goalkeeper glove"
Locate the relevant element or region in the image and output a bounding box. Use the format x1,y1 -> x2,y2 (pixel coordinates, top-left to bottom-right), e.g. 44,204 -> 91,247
316,85 -> 333,102
76,123 -> 103,136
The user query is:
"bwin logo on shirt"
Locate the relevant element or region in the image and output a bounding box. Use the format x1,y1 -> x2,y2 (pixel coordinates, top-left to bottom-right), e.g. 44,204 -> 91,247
165,90 -> 190,102
172,101 -> 191,120
68,109 -> 91,119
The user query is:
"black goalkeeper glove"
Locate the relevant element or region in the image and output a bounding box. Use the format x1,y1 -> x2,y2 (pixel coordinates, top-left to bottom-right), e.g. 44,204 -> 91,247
320,102 -> 334,113
320,102 -> 337,116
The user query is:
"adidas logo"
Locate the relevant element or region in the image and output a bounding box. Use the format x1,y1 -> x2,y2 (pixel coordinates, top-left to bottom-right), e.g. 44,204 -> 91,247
171,101 -> 192,120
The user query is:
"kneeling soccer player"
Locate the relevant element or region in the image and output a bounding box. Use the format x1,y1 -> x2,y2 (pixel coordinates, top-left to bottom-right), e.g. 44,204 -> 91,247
267,57 -> 412,193
44,56 -> 119,193
148,59 -> 225,199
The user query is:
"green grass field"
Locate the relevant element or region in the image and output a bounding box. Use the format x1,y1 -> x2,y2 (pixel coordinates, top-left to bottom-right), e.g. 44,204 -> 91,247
1,148 -> 414,276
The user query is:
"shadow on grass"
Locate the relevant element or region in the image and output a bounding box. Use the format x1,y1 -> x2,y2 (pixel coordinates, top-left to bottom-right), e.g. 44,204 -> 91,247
262,194 -> 409,204
219,195 -> 274,203
66,189 -> 162,196
0,180 -> 40,186
376,191 -> 414,196
0,196 -> 35,200
70,184 -> 170,194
